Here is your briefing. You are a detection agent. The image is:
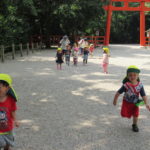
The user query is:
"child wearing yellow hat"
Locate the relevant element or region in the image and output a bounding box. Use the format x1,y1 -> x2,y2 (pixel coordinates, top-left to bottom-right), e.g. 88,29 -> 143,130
102,47 -> 110,74
0,74 -> 19,149
56,48 -> 64,70
113,66 -> 150,132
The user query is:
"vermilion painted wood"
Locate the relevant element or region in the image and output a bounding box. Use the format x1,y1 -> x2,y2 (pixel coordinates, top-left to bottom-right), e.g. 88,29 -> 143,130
103,0 -> 149,46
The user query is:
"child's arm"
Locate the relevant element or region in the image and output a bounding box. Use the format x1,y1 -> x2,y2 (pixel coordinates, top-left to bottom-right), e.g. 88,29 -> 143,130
140,86 -> 150,111
113,92 -> 120,106
142,96 -> 150,111
12,111 -> 20,127
113,85 -> 125,105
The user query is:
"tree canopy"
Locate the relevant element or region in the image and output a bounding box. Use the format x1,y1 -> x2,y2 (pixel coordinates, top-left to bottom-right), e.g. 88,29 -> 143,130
0,0 -> 150,45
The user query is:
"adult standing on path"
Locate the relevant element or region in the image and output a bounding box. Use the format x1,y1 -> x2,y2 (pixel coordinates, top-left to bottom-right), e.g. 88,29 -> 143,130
60,35 -> 70,55
78,37 -> 89,55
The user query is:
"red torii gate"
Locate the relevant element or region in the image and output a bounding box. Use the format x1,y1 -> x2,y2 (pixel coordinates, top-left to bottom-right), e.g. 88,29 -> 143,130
103,0 -> 150,46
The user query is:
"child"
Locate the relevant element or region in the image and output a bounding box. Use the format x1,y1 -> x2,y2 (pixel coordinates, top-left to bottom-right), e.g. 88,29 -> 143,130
0,74 -> 19,150
65,45 -> 72,66
102,47 -> 110,74
113,66 -> 150,132
83,46 -> 89,65
89,44 -> 94,57
72,43 -> 79,66
56,48 -> 64,70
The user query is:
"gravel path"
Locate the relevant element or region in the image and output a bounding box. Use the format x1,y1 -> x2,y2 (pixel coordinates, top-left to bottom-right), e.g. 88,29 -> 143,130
0,45 -> 150,150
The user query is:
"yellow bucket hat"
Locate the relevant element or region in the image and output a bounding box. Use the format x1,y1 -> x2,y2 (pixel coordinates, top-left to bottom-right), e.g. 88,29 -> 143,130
127,65 -> 140,74
57,48 -> 62,51
122,66 -> 140,83
103,47 -> 110,54
0,74 -> 18,101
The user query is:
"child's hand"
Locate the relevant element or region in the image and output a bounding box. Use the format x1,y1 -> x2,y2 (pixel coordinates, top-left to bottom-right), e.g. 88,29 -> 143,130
14,121 -> 20,127
146,105 -> 150,111
113,100 -> 117,106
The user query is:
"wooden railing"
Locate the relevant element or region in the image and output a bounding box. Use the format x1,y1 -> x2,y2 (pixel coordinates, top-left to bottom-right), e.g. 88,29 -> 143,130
0,42 -> 41,63
145,37 -> 150,46
31,35 -> 105,47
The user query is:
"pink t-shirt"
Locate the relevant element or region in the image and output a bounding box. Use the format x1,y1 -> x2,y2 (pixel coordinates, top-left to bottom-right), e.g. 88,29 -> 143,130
102,53 -> 109,64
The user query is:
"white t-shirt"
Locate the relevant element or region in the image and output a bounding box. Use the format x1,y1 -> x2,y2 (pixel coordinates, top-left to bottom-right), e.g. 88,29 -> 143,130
60,39 -> 70,50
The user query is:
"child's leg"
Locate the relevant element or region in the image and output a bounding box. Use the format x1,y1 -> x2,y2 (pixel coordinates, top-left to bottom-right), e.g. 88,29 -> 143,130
86,59 -> 88,64
133,117 -> 138,125
60,64 -> 62,70
57,64 -> 59,70
4,145 -> 11,150
132,117 -> 139,132
105,63 -> 108,73
102,63 -> 106,73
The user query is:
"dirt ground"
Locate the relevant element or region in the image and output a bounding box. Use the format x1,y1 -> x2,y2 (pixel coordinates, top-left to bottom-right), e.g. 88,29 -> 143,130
0,45 -> 150,150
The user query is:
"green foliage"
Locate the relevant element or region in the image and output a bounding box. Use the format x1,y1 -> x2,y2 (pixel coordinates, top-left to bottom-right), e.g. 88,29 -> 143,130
0,0 -> 150,45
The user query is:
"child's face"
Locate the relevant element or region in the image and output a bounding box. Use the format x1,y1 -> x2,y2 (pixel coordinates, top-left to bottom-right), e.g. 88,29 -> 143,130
0,83 -> 9,97
67,45 -> 71,50
128,72 -> 139,83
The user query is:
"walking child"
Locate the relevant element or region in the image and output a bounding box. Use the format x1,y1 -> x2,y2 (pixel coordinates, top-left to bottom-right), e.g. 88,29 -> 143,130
102,47 -> 110,74
65,45 -> 72,66
113,66 -> 150,132
83,46 -> 89,65
56,48 -> 64,70
0,74 -> 19,150
89,44 -> 94,57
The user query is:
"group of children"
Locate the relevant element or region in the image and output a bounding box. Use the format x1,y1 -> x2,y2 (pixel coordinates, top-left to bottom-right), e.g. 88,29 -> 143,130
0,45 -> 150,149
56,43 -> 110,74
55,42 -> 95,70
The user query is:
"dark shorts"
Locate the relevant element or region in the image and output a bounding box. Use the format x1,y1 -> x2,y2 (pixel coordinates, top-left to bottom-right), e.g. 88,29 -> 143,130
121,100 -> 139,118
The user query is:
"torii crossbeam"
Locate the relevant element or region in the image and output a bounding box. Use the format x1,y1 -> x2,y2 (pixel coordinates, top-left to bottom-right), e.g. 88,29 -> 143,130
103,0 -> 150,46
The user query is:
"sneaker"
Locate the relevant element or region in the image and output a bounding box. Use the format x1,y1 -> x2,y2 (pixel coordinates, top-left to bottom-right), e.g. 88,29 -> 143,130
132,124 -> 139,132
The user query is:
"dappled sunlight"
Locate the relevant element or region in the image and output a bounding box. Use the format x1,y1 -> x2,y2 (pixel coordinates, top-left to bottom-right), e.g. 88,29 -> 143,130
2,46 -> 150,149
18,55 -> 55,62
31,125 -> 40,132
39,99 -> 48,102
19,119 -> 34,125
34,72 -> 52,75
75,139 -> 107,150
139,115 -> 148,119
72,90 -> 84,96
87,96 -> 107,105
73,119 -> 96,129
31,92 -> 37,96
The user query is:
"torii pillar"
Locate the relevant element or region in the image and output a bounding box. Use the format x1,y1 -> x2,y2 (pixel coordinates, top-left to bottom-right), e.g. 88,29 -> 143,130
103,0 -> 149,46
105,4 -> 112,46
140,1 -> 145,46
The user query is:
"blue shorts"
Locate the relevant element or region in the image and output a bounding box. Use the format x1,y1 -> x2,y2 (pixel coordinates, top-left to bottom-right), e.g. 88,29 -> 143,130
0,131 -> 15,148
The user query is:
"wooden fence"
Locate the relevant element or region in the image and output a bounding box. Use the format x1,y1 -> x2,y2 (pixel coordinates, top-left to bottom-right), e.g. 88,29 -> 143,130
0,42 -> 41,63
31,35 -> 105,47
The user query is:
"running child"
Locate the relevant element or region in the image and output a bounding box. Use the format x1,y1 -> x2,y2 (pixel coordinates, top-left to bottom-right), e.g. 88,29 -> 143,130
83,46 -> 89,65
113,66 -> 150,132
64,45 -> 72,66
89,44 -> 94,57
72,43 -> 79,66
0,74 -> 19,150
56,48 -> 64,70
102,47 -> 110,74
